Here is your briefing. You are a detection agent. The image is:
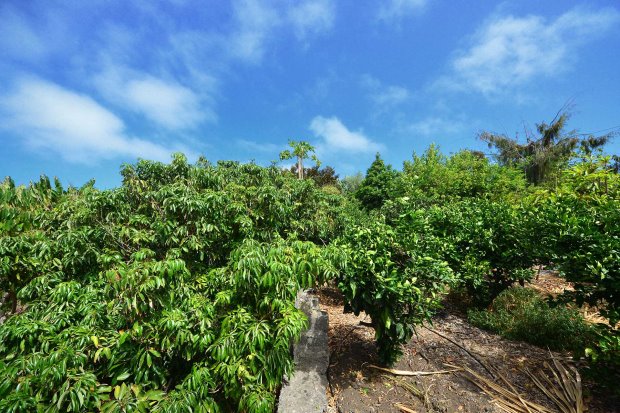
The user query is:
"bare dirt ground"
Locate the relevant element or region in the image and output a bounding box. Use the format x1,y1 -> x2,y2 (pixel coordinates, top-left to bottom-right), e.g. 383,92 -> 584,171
320,273 -> 619,413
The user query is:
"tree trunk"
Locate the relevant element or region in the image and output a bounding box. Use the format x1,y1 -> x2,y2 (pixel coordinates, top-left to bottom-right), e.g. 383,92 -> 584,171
9,288 -> 17,314
297,156 -> 303,179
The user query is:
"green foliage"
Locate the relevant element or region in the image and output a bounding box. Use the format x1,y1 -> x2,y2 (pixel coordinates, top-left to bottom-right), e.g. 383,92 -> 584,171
339,173 -> 364,196
533,155 -> 620,322
336,215 -> 454,365
355,153 -> 400,210
0,156 -> 347,412
4,136 -> 620,408
530,155 -> 620,369
377,146 -> 532,306
468,288 -> 593,353
0,176 -> 64,313
585,324 -> 620,390
480,111 -> 611,185
423,199 -> 536,306
290,165 -> 339,187
401,146 -> 527,206
279,140 -> 320,179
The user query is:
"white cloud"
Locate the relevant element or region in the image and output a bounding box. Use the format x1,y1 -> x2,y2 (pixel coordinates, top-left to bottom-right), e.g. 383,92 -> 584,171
0,78 -> 181,163
288,0 -> 335,40
375,86 -> 409,106
227,0 -> 335,62
443,7 -> 620,96
310,116 -> 382,153
378,0 -> 428,22
93,66 -> 213,129
124,78 -> 207,128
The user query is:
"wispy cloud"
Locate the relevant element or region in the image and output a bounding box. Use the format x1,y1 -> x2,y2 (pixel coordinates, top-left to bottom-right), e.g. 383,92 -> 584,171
2,1 -> 336,140
361,75 -> 410,108
229,0 -> 281,63
0,78 -> 182,163
310,116 -> 383,153
375,86 -> 409,106
288,0 -> 335,40
0,5 -> 48,62
93,66 -> 214,130
378,0 -> 428,22
236,139 -> 281,154
407,116 -> 465,137
228,0 -> 336,62
439,6 -> 620,96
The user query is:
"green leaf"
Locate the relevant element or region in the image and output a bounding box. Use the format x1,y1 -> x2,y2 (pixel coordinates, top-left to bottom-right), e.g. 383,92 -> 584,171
116,371 -> 130,381
144,390 -> 165,401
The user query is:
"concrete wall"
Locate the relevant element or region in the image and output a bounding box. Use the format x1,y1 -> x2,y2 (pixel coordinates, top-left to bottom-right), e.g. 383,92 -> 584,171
278,290 -> 329,413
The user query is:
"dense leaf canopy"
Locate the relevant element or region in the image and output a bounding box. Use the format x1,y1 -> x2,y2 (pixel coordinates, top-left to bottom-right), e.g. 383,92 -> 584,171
0,156 -> 348,412
2,136 -> 620,411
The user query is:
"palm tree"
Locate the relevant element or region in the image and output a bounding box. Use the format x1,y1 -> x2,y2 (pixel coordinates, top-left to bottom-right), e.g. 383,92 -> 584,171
480,111 -> 612,185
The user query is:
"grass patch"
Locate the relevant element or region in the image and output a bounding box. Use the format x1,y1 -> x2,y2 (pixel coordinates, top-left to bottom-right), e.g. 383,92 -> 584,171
468,287 -> 593,353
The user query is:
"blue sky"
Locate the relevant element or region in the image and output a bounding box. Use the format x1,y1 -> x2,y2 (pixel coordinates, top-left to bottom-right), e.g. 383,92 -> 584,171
1,0 -> 619,188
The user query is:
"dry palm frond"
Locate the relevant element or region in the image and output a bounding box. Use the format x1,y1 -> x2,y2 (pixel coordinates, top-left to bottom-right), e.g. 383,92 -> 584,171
383,375 -> 424,399
383,375 -> 434,412
368,364 -> 460,376
525,353 -> 583,413
447,354 -> 584,413
447,362 -> 553,413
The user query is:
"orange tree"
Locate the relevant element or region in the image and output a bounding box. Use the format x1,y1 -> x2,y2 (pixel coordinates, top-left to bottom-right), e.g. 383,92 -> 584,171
531,155 -> 620,371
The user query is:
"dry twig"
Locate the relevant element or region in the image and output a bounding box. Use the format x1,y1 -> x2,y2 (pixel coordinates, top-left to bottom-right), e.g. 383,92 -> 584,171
423,325 -> 496,378
394,402 -> 418,413
368,364 -> 460,376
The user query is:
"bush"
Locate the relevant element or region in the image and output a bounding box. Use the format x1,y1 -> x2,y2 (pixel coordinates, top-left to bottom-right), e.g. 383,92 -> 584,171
531,155 -> 620,368
400,146 -> 527,207
336,216 -> 454,365
534,168 -> 620,324
0,156 -> 347,413
424,199 -> 536,306
468,287 -> 593,353
355,153 -> 401,210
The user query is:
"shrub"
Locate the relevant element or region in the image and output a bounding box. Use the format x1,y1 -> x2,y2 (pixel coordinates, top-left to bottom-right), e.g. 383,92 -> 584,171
468,288 -> 593,353
425,199 -> 536,306
0,156 -> 347,413
355,153 -> 401,210
531,155 -> 620,369
336,216 -> 454,365
400,146 -> 527,207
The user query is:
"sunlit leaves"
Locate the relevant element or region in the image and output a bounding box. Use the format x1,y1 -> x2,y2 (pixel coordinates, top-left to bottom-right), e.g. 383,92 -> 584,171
0,156 -> 350,412
530,156 -> 620,367
336,218 -> 454,364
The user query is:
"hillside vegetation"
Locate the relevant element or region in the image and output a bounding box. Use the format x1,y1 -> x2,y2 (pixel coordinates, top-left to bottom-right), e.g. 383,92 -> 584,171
1,120 -> 619,412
